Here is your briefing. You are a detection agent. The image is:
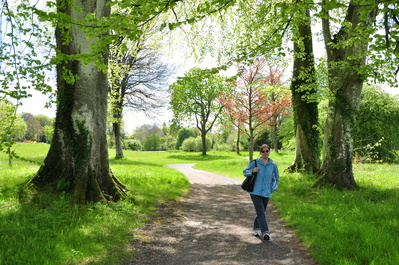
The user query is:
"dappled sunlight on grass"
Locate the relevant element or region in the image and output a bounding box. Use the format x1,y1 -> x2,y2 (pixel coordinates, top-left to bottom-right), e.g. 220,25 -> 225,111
1,145 -> 399,264
273,162 -> 399,265
0,145 -> 193,264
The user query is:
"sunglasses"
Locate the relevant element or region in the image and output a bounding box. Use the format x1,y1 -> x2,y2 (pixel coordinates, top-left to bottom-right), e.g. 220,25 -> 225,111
261,150 -> 270,153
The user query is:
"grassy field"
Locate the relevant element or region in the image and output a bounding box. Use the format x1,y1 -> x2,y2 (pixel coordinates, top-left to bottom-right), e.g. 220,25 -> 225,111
1,143 -> 398,264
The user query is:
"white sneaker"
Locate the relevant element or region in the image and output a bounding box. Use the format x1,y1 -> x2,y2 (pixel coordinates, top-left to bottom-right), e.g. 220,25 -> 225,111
253,229 -> 261,237
263,232 -> 270,241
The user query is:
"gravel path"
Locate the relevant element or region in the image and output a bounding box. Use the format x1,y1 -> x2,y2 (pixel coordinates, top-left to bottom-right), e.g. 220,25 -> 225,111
127,164 -> 317,265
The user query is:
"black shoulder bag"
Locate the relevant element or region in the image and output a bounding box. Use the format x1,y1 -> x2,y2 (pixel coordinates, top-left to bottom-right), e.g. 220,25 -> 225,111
241,159 -> 257,192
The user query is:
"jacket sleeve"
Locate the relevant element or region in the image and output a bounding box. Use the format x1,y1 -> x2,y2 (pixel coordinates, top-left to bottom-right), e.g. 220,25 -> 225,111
271,163 -> 280,192
243,160 -> 256,177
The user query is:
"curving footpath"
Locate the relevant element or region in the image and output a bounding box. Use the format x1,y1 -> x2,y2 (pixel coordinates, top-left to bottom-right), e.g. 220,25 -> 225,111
128,164 -> 317,265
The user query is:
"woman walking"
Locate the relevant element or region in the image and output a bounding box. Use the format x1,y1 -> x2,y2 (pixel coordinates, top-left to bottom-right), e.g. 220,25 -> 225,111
243,144 -> 279,241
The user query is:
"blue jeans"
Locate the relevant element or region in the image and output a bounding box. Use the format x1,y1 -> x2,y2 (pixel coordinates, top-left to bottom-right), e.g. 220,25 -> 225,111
250,194 -> 270,234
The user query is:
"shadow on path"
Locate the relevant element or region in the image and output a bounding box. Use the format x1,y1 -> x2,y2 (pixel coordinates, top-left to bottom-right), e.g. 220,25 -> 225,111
128,164 -> 317,265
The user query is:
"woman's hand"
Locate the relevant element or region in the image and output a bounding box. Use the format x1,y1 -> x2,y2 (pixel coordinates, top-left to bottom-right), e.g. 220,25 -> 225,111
253,167 -> 259,173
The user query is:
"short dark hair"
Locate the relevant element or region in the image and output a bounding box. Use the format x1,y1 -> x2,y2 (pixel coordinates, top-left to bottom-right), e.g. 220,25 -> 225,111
259,144 -> 270,152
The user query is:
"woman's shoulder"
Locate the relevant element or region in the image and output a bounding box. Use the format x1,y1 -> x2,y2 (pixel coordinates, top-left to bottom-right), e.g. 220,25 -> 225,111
269,158 -> 278,165
247,158 -> 258,166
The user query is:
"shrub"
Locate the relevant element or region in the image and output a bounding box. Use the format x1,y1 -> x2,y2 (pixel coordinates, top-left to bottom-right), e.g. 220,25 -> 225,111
354,85 -> 399,163
144,134 -> 161,151
125,139 -> 142,151
175,128 -> 194,150
181,137 -> 196,151
181,136 -> 212,152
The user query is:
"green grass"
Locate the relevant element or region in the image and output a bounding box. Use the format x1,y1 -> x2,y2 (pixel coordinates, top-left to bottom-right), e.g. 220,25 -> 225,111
0,145 -> 194,265
194,151 -> 399,265
275,163 -> 399,265
1,145 -> 399,265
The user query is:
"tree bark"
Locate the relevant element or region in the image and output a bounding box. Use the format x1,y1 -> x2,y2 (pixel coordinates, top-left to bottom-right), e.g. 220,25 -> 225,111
236,129 -> 241,155
248,126 -> 254,161
287,6 -> 320,173
113,120 -> 124,159
111,85 -> 125,159
201,130 -> 207,155
318,1 -> 377,188
32,0 -> 126,202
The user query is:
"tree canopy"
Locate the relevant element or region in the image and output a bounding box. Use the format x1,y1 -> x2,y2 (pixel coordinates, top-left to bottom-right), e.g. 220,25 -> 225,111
219,58 -> 291,160
169,67 -> 230,155
1,0 -> 398,199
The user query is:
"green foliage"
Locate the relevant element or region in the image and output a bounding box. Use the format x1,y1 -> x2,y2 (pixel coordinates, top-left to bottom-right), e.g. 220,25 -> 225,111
175,128 -> 194,150
2,145 -> 399,264
0,0 -> 52,162
193,151 -> 399,265
0,144 -> 190,265
36,114 -> 54,127
43,125 -> 54,144
21,112 -> 43,141
169,67 -> 231,154
0,101 -> 27,141
143,133 -> 161,151
181,136 -> 212,152
278,114 -> 295,150
0,100 -> 26,166
213,132 -> 239,152
272,163 -> 399,265
168,67 -> 230,121
124,139 -> 142,151
181,137 -> 196,152
354,85 -> 399,162
0,0 -> 53,102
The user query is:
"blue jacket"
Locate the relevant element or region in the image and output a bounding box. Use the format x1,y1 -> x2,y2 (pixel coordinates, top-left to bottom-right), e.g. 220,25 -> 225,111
243,157 -> 279,198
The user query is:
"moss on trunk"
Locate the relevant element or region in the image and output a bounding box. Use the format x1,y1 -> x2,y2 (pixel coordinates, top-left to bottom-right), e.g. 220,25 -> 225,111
287,6 -> 320,174
31,0 -> 126,203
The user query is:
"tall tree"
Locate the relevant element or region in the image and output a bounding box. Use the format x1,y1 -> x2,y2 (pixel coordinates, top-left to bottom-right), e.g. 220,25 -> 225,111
21,113 -> 43,142
318,0 -> 379,189
32,0 -> 125,202
144,133 -> 161,151
3,0 -> 243,202
286,4 -> 320,173
267,87 -> 292,152
175,127 -> 194,150
108,34 -> 171,159
219,109 -> 244,154
220,59 -> 291,160
260,57 -> 291,152
169,67 -> 229,155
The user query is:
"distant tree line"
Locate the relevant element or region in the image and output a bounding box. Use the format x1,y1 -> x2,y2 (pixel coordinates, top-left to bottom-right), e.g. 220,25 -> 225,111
0,102 -> 55,144
106,84 -> 399,163
2,83 -> 398,164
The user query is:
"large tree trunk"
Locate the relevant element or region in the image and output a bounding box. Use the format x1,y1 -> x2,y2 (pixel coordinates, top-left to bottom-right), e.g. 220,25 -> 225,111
319,90 -> 360,189
287,6 -> 320,174
32,0 -> 125,203
318,2 -> 377,189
